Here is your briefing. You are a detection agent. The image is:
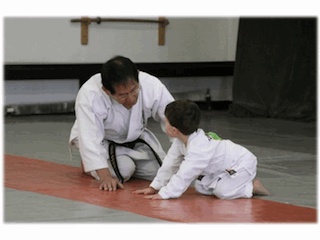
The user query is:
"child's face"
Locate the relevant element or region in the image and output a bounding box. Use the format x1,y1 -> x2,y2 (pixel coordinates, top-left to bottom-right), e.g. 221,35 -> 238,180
164,117 -> 176,138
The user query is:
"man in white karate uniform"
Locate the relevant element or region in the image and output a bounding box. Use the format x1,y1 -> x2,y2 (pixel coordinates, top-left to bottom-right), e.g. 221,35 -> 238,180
69,56 -> 174,191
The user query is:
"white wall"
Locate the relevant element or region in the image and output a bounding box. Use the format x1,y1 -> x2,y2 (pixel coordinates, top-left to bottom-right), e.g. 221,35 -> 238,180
4,17 -> 239,63
4,17 -> 239,106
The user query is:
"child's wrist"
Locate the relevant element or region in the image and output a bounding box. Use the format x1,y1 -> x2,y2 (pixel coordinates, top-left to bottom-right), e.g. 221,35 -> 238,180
150,187 -> 157,193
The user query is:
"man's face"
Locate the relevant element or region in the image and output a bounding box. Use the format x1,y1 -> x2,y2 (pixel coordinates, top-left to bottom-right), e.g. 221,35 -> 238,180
105,79 -> 140,109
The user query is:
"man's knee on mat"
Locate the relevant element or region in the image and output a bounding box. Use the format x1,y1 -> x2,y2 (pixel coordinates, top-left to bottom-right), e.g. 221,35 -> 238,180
114,155 -> 136,182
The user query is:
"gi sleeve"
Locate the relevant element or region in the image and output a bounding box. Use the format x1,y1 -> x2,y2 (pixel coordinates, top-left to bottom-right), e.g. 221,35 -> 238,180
76,91 -> 110,172
148,78 -> 174,135
150,139 -> 183,190
158,141 -> 212,199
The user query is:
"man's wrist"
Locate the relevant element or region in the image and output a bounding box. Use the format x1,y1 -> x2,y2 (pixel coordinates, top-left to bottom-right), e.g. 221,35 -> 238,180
96,168 -> 112,180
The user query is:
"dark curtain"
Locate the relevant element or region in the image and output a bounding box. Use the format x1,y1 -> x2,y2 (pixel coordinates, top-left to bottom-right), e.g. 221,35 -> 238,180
229,18 -> 316,121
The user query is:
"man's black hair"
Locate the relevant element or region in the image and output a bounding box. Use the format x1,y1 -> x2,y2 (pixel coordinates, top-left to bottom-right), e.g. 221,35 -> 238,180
101,56 -> 139,94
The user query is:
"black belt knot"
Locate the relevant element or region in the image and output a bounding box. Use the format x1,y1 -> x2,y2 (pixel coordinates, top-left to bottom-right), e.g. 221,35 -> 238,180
197,175 -> 205,181
108,138 -> 162,183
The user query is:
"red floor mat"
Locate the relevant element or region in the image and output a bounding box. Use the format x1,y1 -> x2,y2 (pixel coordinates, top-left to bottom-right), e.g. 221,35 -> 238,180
4,154 -> 317,223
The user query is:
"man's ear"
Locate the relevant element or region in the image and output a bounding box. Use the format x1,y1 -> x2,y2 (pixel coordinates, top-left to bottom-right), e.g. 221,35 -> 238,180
102,86 -> 112,96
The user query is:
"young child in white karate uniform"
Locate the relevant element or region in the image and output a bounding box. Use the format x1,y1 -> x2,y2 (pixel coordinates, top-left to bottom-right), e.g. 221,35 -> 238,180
133,100 -> 270,200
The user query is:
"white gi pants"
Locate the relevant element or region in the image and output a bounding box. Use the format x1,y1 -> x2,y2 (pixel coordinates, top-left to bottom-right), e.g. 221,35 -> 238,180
71,138 -> 161,182
194,168 -> 255,199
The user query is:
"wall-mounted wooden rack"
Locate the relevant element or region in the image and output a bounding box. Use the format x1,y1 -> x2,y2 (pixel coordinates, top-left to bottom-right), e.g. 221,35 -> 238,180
70,17 -> 169,46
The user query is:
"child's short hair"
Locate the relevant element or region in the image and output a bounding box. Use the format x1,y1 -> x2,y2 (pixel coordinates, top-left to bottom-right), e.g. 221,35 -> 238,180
165,100 -> 201,135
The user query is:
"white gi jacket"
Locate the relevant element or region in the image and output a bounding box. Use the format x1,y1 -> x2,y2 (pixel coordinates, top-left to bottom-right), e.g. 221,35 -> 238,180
69,71 -> 174,172
150,129 -> 257,199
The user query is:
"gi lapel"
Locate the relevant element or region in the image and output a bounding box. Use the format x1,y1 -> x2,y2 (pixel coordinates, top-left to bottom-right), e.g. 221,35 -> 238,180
125,91 -> 144,143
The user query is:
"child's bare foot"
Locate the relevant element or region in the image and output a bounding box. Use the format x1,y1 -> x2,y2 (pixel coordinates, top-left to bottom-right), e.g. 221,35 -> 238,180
253,179 -> 270,196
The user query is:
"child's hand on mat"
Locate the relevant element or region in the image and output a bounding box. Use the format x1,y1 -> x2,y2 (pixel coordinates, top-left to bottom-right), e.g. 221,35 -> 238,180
144,193 -> 163,200
132,187 -> 156,195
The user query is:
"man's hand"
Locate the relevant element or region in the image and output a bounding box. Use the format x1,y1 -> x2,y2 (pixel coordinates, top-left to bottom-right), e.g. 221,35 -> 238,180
99,176 -> 124,191
143,193 -> 163,200
97,168 -> 124,191
132,187 -> 156,195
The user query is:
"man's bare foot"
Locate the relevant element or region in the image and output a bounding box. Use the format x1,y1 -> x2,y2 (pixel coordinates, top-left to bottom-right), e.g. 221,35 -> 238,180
253,179 -> 270,196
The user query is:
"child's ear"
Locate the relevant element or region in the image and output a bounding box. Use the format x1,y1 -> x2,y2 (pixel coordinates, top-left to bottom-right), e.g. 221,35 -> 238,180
172,127 -> 179,135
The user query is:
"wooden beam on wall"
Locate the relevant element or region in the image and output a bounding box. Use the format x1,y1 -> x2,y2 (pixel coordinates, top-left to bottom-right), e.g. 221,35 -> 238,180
71,17 -> 169,46
80,17 -> 90,45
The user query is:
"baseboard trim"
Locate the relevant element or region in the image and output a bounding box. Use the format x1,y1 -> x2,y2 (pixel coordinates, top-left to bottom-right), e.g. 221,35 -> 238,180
4,101 -> 75,116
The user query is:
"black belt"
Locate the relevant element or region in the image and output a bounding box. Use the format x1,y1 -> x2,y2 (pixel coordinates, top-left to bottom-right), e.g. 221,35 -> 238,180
197,175 -> 205,181
108,138 -> 162,183
197,175 -> 222,182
